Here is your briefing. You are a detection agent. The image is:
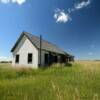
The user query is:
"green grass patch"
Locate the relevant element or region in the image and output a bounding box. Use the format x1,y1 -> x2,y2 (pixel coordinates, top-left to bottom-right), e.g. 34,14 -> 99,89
0,62 -> 100,100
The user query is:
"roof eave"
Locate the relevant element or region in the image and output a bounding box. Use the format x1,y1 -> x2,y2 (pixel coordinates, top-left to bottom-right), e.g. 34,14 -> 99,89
11,31 -> 38,52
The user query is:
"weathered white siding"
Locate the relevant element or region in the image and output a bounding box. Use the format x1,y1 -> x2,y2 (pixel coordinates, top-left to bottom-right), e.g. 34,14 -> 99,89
12,35 -> 38,68
38,50 -> 49,66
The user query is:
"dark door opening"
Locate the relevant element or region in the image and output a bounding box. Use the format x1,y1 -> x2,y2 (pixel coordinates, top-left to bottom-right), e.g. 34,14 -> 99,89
54,56 -> 58,63
45,54 -> 49,65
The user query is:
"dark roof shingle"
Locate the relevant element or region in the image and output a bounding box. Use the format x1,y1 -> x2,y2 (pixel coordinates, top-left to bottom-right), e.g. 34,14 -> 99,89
11,32 -> 70,55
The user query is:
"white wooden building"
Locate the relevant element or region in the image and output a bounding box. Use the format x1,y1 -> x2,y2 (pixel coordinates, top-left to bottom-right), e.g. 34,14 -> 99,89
11,32 -> 74,68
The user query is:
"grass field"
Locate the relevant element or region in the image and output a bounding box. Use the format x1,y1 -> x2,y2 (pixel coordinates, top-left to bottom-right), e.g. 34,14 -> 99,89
0,61 -> 100,100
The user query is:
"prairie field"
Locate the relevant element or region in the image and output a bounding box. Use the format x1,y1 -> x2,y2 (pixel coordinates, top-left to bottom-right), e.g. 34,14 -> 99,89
0,61 -> 100,100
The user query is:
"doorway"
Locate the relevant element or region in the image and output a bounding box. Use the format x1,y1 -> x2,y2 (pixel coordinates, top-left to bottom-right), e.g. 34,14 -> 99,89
45,54 -> 49,65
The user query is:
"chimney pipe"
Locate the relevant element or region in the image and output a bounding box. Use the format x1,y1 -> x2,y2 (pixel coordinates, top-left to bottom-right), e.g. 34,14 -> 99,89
40,35 -> 42,67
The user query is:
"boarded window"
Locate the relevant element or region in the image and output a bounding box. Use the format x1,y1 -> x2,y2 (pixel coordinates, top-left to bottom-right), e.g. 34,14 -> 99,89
28,53 -> 33,64
15,54 -> 19,63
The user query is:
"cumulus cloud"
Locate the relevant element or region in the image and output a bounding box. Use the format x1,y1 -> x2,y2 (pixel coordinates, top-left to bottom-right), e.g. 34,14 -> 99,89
75,0 -> 91,10
54,0 -> 92,23
1,0 -> 10,4
54,9 -> 71,23
0,0 -> 26,5
12,0 -> 26,5
68,0 -> 91,13
68,8 -> 75,13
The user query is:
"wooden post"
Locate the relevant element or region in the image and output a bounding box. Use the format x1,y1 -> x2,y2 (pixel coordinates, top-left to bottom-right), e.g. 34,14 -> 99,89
40,35 -> 42,67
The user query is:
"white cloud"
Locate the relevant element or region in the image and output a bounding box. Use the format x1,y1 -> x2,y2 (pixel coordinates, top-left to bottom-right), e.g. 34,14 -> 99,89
0,0 -> 26,5
54,0 -> 92,23
12,0 -> 26,5
1,0 -> 10,4
68,8 -> 75,13
54,9 -> 71,23
88,52 -> 93,56
75,0 -> 91,10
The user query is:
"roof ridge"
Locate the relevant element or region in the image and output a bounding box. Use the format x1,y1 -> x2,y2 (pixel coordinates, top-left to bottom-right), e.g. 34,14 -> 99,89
11,31 -> 69,55
23,31 -> 64,51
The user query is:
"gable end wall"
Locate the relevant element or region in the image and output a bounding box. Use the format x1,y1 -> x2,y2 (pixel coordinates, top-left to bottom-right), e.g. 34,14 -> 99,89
12,35 -> 38,68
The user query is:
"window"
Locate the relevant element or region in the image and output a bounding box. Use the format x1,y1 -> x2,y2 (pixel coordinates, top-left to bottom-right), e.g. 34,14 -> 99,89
15,54 -> 19,63
28,53 -> 33,64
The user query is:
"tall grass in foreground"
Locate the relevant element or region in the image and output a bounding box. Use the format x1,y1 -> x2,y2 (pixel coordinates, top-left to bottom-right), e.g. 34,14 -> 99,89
51,81 -> 99,100
0,61 -> 100,100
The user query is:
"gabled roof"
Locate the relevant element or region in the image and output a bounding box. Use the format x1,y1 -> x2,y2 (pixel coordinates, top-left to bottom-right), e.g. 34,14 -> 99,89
11,31 -> 70,55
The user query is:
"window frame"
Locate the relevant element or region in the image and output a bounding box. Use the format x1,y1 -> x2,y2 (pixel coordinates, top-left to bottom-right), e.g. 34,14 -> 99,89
15,54 -> 19,63
28,53 -> 33,64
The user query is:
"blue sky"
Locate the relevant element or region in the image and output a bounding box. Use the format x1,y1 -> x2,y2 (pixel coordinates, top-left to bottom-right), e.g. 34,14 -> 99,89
0,0 -> 100,60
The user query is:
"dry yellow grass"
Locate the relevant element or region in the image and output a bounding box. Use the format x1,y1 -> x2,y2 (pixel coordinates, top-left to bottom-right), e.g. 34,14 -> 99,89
75,61 -> 100,72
